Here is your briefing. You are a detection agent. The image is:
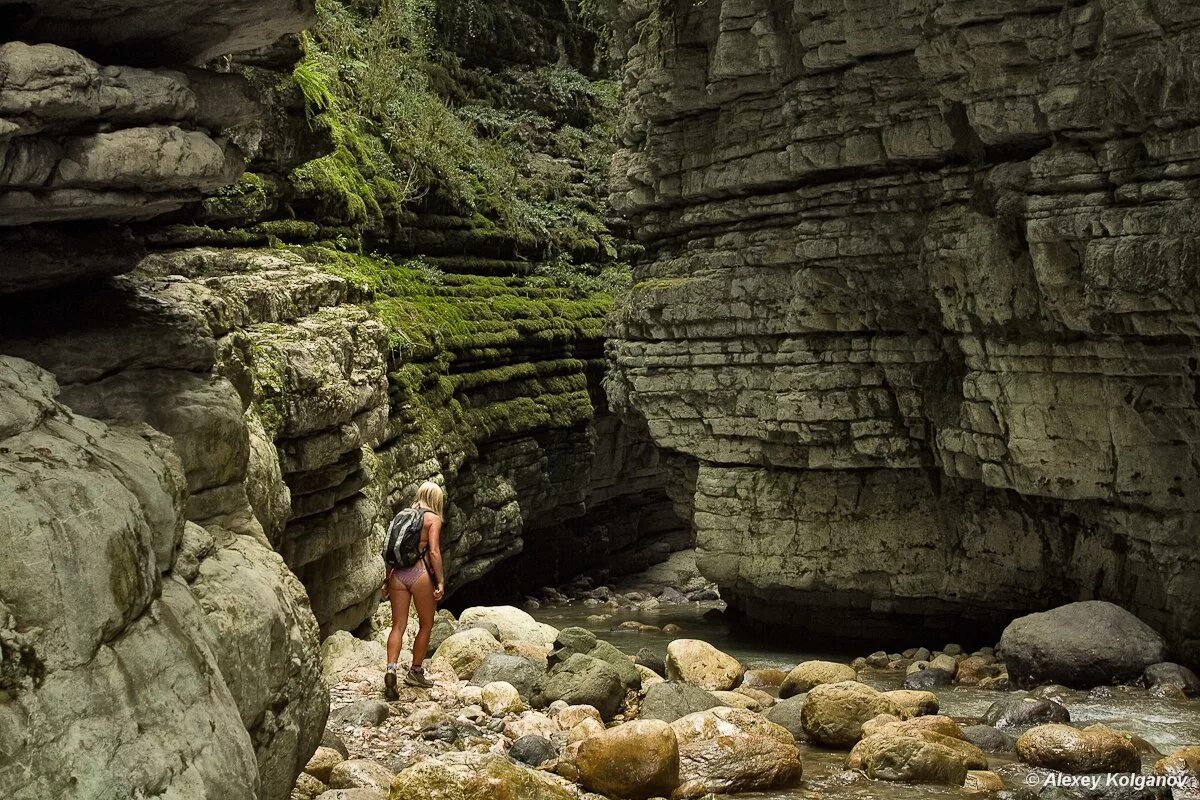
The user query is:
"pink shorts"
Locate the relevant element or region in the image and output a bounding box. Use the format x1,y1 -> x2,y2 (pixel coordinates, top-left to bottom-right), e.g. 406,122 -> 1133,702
388,562 -> 426,591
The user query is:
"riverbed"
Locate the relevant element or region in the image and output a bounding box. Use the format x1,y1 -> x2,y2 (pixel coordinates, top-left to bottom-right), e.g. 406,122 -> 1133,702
531,601 -> 1200,799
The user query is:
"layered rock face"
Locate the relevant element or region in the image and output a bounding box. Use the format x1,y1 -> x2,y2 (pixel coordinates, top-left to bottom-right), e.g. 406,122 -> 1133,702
609,0 -> 1200,660
2,4 -> 688,795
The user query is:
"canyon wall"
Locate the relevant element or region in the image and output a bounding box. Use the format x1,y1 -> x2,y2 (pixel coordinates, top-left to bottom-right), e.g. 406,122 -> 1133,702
608,0 -> 1200,661
0,1 -> 684,797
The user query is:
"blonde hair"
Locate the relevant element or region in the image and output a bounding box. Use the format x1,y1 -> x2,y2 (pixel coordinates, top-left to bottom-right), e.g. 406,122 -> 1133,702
414,481 -> 445,518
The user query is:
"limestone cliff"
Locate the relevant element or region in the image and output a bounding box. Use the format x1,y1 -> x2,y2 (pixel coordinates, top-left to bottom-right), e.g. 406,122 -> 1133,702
608,0 -> 1200,662
1,2 -> 686,796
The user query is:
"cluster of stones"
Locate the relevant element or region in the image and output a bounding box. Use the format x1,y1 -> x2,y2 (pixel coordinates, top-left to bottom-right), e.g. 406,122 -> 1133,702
293,600 -> 1200,800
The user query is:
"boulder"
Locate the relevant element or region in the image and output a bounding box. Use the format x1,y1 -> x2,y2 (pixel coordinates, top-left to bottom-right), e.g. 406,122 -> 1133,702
1141,662 -> 1200,696
472,653 -> 545,700
904,667 -> 954,690
962,725 -> 1017,753
304,747 -> 344,783
635,647 -> 666,677
964,770 -> 1006,791
665,639 -> 744,690
481,682 -> 524,716
510,735 -> 557,767
575,719 -> 681,800
549,627 -> 640,690
742,668 -> 788,688
711,690 -> 762,710
321,631 -> 387,683
800,681 -> 903,748
293,773 -> 327,800
999,602 -> 1167,688
433,628 -> 503,679
458,606 -> 558,646
956,656 -> 1005,686
882,690 -> 939,717
534,653 -> 625,720
1154,746 -> 1200,777
329,699 -> 390,728
388,759 -> 466,800
640,681 -> 722,723
556,704 -> 602,730
637,663 -> 665,687
851,734 -> 970,784
852,720 -> 987,771
982,693 -> 1070,729
391,755 -> 572,800
862,715 -> 967,742
670,707 -> 803,797
765,696 -> 806,740
1016,724 -> 1141,773
504,711 -> 559,740
326,760 -> 394,793
780,660 -> 858,698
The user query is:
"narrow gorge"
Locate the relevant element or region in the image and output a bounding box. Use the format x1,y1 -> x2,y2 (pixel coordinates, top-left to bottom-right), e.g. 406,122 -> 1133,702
1,0 -> 1198,799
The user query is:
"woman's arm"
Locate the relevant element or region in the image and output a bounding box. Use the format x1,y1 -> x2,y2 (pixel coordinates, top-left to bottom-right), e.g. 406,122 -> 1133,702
427,516 -> 445,601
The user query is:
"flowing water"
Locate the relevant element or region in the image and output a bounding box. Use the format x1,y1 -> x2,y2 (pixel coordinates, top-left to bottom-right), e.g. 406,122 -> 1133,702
531,603 -> 1200,800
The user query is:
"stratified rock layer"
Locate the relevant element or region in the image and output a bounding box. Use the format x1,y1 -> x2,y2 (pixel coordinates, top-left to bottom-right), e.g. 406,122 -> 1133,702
608,0 -> 1200,661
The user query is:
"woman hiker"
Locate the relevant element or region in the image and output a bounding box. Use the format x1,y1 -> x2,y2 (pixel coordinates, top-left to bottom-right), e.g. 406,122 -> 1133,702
382,481 -> 446,697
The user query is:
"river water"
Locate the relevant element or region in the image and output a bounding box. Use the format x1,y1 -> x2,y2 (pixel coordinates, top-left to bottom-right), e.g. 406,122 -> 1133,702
531,602 -> 1200,800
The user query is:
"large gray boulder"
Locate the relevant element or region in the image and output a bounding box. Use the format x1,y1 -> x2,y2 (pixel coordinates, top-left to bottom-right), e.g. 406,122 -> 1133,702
640,681 -> 722,723
1000,601 -> 1168,688
472,653 -> 546,700
533,653 -> 625,720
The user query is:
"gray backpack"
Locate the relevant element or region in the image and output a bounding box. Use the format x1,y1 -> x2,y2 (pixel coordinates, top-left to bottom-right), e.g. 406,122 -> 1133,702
383,507 -> 426,567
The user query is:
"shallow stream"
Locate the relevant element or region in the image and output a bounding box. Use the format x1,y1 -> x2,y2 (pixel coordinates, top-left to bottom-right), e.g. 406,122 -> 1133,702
531,602 -> 1200,799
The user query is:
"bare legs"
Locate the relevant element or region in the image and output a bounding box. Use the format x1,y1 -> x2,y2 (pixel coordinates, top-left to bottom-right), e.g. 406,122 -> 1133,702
409,571 -> 436,668
386,568 -> 436,667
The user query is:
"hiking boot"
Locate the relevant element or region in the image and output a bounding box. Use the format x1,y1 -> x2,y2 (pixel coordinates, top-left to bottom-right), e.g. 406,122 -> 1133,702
383,670 -> 398,700
404,668 -> 433,689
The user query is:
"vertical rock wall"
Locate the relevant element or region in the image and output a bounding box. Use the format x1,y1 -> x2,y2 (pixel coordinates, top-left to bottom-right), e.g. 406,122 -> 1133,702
608,0 -> 1200,661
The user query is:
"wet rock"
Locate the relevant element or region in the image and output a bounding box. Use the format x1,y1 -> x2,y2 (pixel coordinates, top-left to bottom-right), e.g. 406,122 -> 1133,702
635,647 -> 666,676
472,653 -> 545,700
304,747 -> 344,782
957,656 -> 1006,686
765,695 -> 806,740
904,667 -> 954,690
854,717 -> 987,770
963,725 -> 1017,753
671,706 -> 803,797
882,690 -> 939,717
481,682 -> 524,716
780,660 -> 858,698
743,668 -> 788,688
326,760 -> 393,793
665,639 -> 744,690
534,653 -> 625,720
1154,746 -> 1200,778
640,681 -> 722,723
865,651 -> 892,668
576,719 -> 680,800
1000,602 -> 1167,688
329,699 -> 390,727
1017,724 -> 1141,774
510,735 -> 557,767
1141,662 -> 1200,696
965,770 -> 1006,791
800,681 -> 903,748
983,694 -> 1071,729
852,734 -> 970,784
1149,683 -> 1188,700
433,628 -> 503,679
459,606 -> 558,646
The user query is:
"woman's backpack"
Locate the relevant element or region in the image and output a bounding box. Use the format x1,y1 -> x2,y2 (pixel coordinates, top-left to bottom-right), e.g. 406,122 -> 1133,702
383,506 -> 427,567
